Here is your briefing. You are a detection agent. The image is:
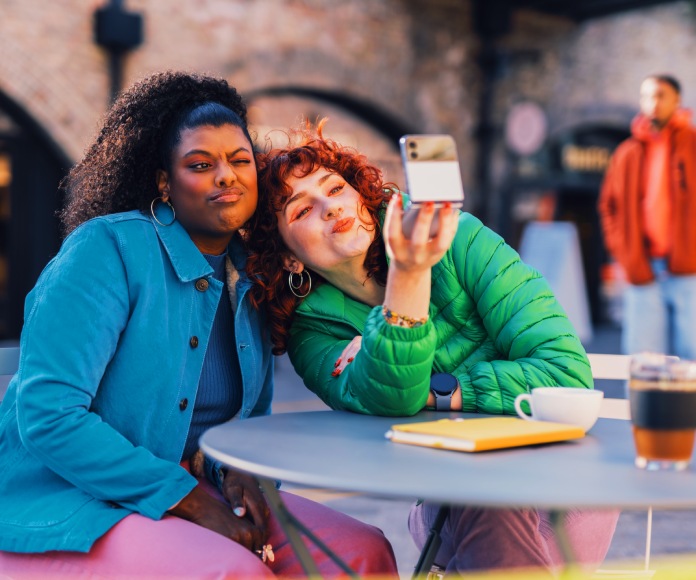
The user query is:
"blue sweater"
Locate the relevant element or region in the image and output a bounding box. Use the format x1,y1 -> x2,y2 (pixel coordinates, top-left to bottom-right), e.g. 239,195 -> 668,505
182,253 -> 242,459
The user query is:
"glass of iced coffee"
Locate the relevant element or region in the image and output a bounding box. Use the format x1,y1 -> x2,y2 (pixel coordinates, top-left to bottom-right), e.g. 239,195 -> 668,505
629,353 -> 696,471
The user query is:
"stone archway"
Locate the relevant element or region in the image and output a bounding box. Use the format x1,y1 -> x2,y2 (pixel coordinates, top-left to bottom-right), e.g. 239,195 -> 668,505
0,34 -> 98,163
246,86 -> 418,186
0,91 -> 71,340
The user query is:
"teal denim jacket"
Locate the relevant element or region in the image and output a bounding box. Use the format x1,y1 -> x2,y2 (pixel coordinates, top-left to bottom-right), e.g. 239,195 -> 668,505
0,210 -> 273,553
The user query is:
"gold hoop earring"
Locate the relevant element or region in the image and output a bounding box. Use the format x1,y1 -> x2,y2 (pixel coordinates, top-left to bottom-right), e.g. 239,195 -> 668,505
288,270 -> 312,298
150,196 -> 176,227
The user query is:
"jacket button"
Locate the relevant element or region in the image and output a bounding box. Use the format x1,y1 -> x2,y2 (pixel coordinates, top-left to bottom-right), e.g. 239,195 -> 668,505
195,278 -> 209,292
179,398 -> 188,411
189,336 -> 199,348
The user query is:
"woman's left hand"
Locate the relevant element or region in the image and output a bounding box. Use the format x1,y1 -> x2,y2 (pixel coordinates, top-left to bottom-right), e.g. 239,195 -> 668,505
221,467 -> 271,541
333,336 -> 362,376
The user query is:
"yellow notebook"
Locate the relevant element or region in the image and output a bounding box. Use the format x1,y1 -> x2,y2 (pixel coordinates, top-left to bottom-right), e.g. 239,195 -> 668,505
385,417 -> 585,452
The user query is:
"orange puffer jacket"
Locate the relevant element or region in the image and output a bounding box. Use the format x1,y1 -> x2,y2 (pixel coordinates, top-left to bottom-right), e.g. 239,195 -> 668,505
598,110 -> 696,285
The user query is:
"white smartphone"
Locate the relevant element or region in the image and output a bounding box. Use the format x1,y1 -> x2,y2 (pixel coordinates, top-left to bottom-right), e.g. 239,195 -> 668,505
399,134 -> 465,238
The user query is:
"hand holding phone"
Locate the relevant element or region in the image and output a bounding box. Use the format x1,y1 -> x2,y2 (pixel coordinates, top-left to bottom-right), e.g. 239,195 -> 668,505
399,134 -> 465,238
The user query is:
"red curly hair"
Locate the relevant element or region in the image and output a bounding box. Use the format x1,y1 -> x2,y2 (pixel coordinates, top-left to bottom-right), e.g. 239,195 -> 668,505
246,120 -> 395,355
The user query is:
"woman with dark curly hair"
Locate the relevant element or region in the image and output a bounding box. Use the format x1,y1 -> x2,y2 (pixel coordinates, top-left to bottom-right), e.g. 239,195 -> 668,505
246,121 -> 618,576
0,73 -> 397,578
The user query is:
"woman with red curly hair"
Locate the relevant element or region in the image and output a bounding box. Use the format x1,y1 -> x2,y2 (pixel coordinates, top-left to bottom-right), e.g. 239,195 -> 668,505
246,121 -> 618,577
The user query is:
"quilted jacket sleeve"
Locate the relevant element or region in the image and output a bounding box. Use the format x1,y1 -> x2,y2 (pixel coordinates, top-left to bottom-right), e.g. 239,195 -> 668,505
451,214 -> 593,415
288,288 -> 435,416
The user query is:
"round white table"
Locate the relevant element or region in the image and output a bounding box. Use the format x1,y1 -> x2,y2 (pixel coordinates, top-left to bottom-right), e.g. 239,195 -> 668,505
201,410 -> 696,576
202,410 -> 696,509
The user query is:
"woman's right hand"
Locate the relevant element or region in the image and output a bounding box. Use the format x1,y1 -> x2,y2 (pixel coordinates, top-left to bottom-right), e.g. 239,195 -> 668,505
168,484 -> 268,552
383,194 -> 458,274
220,468 -> 271,542
381,195 -> 458,322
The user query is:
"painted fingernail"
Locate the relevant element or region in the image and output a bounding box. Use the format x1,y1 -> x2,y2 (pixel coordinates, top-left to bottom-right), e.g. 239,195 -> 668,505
331,370 -> 339,377
347,357 -> 354,363
334,359 -> 341,367
233,506 -> 246,517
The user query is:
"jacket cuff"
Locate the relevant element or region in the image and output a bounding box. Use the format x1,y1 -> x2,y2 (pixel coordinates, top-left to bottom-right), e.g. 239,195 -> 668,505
371,306 -> 434,341
148,470 -> 198,520
204,455 -> 227,492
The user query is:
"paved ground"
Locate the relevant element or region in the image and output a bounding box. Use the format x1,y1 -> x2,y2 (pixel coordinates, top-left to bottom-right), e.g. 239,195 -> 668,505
272,323 -> 696,578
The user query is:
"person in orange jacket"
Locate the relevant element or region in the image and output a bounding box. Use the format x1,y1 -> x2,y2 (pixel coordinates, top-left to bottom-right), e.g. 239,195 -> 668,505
598,75 -> 696,358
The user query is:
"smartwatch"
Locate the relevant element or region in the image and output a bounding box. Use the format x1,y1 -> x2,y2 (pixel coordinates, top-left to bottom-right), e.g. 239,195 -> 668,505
430,373 -> 458,411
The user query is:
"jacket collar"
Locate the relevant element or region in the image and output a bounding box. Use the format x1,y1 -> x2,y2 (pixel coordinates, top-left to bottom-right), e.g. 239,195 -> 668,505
631,108 -> 693,141
150,203 -> 247,282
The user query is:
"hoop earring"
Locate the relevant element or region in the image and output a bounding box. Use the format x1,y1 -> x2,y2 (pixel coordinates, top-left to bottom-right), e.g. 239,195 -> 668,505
288,270 -> 312,298
150,196 -> 176,227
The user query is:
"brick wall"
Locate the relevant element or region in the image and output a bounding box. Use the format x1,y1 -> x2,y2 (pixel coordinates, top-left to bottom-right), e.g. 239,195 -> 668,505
1,0 -> 695,209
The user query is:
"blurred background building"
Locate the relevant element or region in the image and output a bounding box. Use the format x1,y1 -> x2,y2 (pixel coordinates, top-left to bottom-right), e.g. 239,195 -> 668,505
1,0 -> 696,340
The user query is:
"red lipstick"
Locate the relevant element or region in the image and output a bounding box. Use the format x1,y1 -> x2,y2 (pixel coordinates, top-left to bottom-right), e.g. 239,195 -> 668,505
332,217 -> 354,233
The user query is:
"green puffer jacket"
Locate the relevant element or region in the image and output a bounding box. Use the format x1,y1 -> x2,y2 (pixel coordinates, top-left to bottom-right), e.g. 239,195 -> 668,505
287,212 -> 593,417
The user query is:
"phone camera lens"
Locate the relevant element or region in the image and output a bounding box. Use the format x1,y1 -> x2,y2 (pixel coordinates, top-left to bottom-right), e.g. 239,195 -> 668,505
410,151 -> 417,159
408,141 -> 417,149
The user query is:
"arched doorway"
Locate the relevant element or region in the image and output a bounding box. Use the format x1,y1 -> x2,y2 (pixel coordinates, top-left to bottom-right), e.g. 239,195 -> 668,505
501,122 -> 631,325
0,92 -> 70,340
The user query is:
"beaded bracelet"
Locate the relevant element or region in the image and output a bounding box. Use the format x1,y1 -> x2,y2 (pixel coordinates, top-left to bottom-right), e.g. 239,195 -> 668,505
382,305 -> 428,328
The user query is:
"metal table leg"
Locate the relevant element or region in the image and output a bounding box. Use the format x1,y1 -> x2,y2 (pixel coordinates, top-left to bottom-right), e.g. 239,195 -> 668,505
412,505 -> 449,579
548,509 -> 579,578
258,478 -> 359,579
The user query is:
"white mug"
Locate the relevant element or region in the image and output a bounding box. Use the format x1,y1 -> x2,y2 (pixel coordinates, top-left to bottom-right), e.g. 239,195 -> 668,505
514,387 -> 604,432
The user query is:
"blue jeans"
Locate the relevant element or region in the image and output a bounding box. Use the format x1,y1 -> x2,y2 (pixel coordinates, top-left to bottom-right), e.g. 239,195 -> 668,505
622,260 -> 696,359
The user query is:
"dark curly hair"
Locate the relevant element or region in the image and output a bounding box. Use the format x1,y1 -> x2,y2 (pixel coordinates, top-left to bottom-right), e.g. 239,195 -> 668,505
59,70 -> 250,235
246,120 -> 394,355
